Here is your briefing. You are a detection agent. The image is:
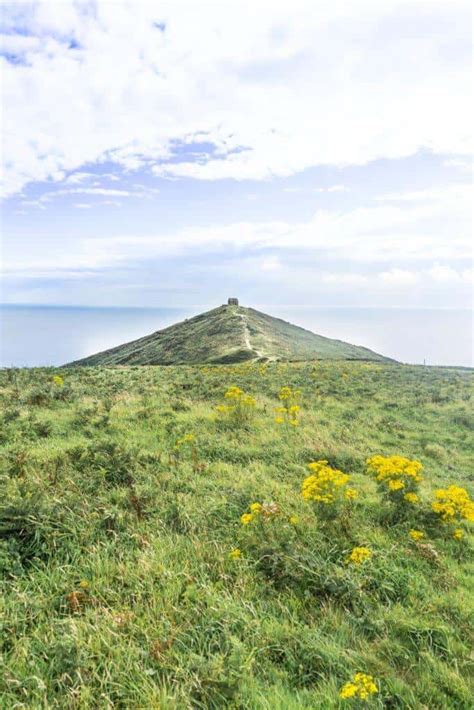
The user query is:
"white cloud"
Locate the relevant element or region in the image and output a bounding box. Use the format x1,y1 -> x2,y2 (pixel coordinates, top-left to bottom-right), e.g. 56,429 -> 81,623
379,268 -> 419,285
65,171 -> 96,184
375,184 -> 471,203
20,198 -> 46,210
315,185 -> 349,193
1,0 -> 472,196
321,273 -> 369,285
5,180 -> 471,276
65,188 -> 133,197
427,264 -> 472,284
443,158 -> 472,173
73,203 -> 93,209
261,256 -> 282,271
19,185 -> 159,207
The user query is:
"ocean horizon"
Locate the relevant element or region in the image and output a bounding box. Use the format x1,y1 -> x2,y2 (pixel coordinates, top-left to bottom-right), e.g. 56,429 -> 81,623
1,303 -> 472,368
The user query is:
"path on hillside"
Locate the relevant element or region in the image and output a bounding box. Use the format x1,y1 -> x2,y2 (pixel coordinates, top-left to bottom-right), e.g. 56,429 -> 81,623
237,311 -> 264,359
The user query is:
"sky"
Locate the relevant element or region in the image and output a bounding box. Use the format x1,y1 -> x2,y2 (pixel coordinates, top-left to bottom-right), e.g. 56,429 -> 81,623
0,0 -> 472,309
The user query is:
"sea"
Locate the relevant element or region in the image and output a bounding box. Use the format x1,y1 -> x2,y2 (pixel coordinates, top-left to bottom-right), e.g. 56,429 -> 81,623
0,305 -> 472,368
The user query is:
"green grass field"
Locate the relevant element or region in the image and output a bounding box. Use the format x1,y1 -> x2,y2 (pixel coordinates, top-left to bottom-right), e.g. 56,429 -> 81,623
1,361 -> 473,708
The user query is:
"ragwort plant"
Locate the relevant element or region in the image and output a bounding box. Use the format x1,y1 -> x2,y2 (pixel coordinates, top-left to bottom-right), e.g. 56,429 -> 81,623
431,484 -> 474,540
274,386 -> 302,427
366,454 -> 423,519
215,386 -> 257,427
301,460 -> 358,519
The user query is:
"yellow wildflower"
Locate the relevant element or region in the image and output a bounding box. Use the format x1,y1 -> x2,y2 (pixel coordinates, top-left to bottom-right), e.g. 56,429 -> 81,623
275,391 -> 302,426
302,460 -> 350,505
225,386 -> 244,399
340,673 -> 378,701
453,528 -> 464,540
367,454 -> 423,504
289,515 -> 299,525
432,485 -> 474,524
339,682 -> 357,699
367,455 -> 423,483
346,546 -> 372,566
240,501 -> 279,526
217,387 -> 256,423
409,529 -> 425,541
345,488 -> 359,500
229,548 -> 242,559
52,374 -> 64,386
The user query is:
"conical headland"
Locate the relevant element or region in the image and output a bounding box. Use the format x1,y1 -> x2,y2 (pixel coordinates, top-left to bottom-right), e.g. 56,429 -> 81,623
68,303 -> 393,366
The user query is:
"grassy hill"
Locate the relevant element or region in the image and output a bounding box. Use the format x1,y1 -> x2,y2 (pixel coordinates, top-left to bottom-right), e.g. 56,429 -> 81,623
68,304 -> 392,366
1,361 -> 473,708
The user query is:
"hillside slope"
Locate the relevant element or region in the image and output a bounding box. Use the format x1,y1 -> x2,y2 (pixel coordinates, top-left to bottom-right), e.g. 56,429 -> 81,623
1,362 -> 473,708
68,303 -> 392,366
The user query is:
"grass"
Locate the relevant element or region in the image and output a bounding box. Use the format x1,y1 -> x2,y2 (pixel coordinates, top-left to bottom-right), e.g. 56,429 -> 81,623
1,360 -> 473,708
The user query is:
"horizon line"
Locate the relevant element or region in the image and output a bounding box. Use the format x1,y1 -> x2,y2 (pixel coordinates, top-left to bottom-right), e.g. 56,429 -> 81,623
1,303 -> 472,312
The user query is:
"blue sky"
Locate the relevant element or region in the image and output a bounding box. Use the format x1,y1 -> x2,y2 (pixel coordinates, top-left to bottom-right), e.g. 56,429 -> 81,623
1,0 -> 472,309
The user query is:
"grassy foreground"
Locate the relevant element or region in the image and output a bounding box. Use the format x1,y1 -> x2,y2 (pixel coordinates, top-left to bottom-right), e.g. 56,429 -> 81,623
1,361 -> 473,709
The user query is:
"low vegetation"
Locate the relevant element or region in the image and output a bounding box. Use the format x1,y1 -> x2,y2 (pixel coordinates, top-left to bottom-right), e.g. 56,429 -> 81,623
1,361 -> 473,708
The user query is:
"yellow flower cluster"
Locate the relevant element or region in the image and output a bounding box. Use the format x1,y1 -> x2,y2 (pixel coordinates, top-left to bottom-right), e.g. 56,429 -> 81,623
216,386 -> 256,422
339,673 -> 378,700
301,460 -> 351,505
240,501 -> 280,525
366,455 -> 423,502
346,546 -> 372,566
275,386 -> 302,426
225,386 -> 256,405
409,529 -> 425,541
274,404 -> 300,426
52,374 -> 64,387
278,386 -> 301,402
229,548 -> 242,559
432,485 -> 474,524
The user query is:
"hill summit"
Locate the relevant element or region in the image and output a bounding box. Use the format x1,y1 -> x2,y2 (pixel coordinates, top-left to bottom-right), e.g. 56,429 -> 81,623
68,300 -> 392,366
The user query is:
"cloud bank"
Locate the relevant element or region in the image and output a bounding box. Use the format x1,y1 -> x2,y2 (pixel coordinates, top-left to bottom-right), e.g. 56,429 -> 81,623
1,0 -> 472,197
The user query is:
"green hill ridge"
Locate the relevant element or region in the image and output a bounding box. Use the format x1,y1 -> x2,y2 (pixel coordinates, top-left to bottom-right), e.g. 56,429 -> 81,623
68,301 -> 392,366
